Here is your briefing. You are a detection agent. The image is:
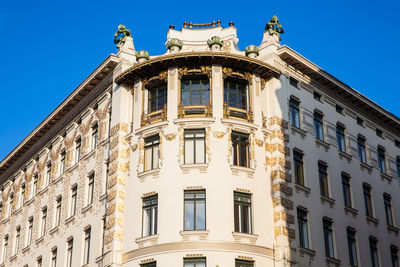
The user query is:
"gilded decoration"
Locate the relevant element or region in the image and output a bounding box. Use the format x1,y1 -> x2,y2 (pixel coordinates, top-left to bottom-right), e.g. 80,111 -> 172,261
178,66 -> 212,79
255,138 -> 264,147
262,112 -> 267,128
222,67 -> 253,85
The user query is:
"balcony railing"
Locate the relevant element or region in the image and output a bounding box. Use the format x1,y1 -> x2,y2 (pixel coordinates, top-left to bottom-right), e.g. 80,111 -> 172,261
223,102 -> 254,123
177,101 -> 213,118
141,105 -> 167,127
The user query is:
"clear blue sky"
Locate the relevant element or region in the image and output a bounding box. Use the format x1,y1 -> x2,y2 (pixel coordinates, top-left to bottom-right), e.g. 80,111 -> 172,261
1,0 -> 399,161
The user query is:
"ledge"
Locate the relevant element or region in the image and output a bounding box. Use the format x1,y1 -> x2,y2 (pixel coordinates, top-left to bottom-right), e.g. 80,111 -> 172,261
221,118 -> 258,131
35,236 -> 44,245
135,120 -> 169,135
52,174 -> 63,185
50,226 -> 59,235
344,206 -> 358,217
99,193 -> 107,202
21,246 -> 30,254
232,232 -> 258,245
13,207 -> 22,216
180,230 -> 209,241
135,234 -> 159,248
298,247 -> 316,259
138,168 -> 160,180
325,256 -> 341,267
366,216 -> 379,227
290,125 -> 306,139
294,184 -> 311,197
387,225 -> 400,236
81,149 -> 96,161
65,215 -> 76,225
2,217 -> 10,225
180,163 -> 208,174
174,117 -> 216,126
338,150 -> 352,163
360,162 -> 373,173
39,186 -> 49,195
320,195 -> 335,208
315,139 -> 330,151
380,172 -> 393,184
25,197 -> 35,206
230,165 -> 255,178
82,204 -> 93,215
9,254 -> 17,262
66,162 -> 80,173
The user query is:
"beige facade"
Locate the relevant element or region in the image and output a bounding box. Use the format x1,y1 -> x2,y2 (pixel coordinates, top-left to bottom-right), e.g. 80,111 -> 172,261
0,19 -> 399,267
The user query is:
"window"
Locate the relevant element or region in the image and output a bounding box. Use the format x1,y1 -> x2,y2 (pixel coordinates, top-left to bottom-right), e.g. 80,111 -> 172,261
70,185 -> 77,216
91,124 -> 98,150
142,195 -> 158,236
313,91 -> 322,101
357,136 -> 366,163
342,174 -> 352,207
356,117 -> 364,126
384,194 -> 394,226
46,163 -> 51,186
313,112 -> 324,141
83,228 -> 91,265
141,262 -> 156,267
184,190 -> 206,231
378,147 -> 386,173
184,257 -> 206,267
182,78 -> 210,106
51,248 -> 57,267
232,131 -> 250,168
40,207 -> 47,237
289,98 -> 300,128
235,259 -> 254,267
297,208 -> 309,249
347,228 -> 358,267
26,218 -> 33,246
396,140 -> 400,148
2,235 -> 8,263
323,218 -> 335,258
144,135 -> 160,171
391,245 -> 399,267
60,151 -> 66,175
293,150 -> 304,186
33,174 -> 38,197
234,192 -> 252,234
318,162 -> 329,197
363,184 -> 374,217
336,124 -> 346,152
397,158 -> 400,180
336,104 -> 343,114
75,138 -> 81,163
66,239 -> 73,267
148,84 -> 167,113
224,79 -> 248,110
8,193 -> 13,216
184,129 -> 205,164
37,257 -> 42,267
289,77 -> 299,88
376,128 -> 383,138
20,183 -> 25,207
55,197 -> 62,227
13,226 -> 20,255
87,173 -> 94,205
369,237 -> 379,267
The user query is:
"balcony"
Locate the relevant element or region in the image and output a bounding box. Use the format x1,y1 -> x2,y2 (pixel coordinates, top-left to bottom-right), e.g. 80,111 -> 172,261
141,105 -> 167,127
177,101 -> 212,118
223,102 -> 253,123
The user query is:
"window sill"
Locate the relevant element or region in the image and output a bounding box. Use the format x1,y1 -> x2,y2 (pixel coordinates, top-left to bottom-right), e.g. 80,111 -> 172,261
65,215 -> 76,225
50,226 -> 59,235
9,254 -> 17,262
298,247 -> 316,259
180,230 -> 209,241
82,204 -> 93,214
230,165 -> 255,178
232,232 -> 258,245
25,197 -> 35,206
294,184 -> 311,197
2,217 -> 10,225
52,174 -> 63,185
66,162 -> 80,173
81,149 -> 96,161
39,186 -> 49,195
35,236 -> 44,245
344,206 -> 358,217
81,264 -> 90,267
135,234 -> 159,248
338,150 -> 352,163
366,216 -> 379,226
138,168 -> 160,180
99,193 -> 107,202
135,120 -> 169,135
360,162 -> 373,174
290,125 -> 306,139
180,163 -> 208,174
320,195 -> 335,208
13,207 -> 22,216
325,256 -> 341,266
315,138 -> 330,151
174,117 -> 216,126
221,118 -> 258,131
21,246 -> 30,254
387,225 -> 400,236
380,172 -> 393,183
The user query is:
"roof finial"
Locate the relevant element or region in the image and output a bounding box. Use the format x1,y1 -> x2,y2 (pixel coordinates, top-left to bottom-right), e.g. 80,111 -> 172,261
265,15 -> 284,41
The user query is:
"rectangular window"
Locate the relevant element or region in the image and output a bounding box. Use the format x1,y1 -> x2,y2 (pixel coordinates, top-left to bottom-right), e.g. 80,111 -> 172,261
232,131 -> 250,168
2,235 -> 8,263
396,140 -> 400,148
363,184 -> 374,217
184,190 -> 206,231
51,248 -> 57,267
87,173 -> 94,205
336,124 -> 346,152
357,136 -> 366,163
184,129 -> 205,164
55,197 -> 62,227
60,151 -> 66,175
234,192 -> 252,234
356,117 -> 364,126
323,218 -> 335,258
142,195 -> 158,236
33,175 -> 38,197
37,257 -> 42,267
397,158 -> 400,180
148,84 -> 167,113
384,194 -> 394,226
144,135 -> 160,170
46,163 -> 51,186
13,227 -> 20,255
289,98 -> 300,128
20,183 -> 25,207
182,78 -> 210,106
70,185 -> 77,216
289,77 -> 299,88
235,259 -> 254,267
184,257 -> 206,267
91,124 -> 98,150
313,91 -> 322,101
336,104 -> 343,114
314,112 -> 324,141
83,228 -> 91,265
141,262 -> 156,267
224,79 -> 248,110
369,237 -> 380,267
297,208 -> 309,249
378,147 -> 386,173
75,138 -> 81,163
40,207 -> 47,237
8,193 -> 13,216
66,239 -> 73,267
391,245 -> 399,267
342,174 -> 352,207
26,218 -> 33,246
318,163 -> 329,197
347,228 -> 358,267
293,150 -> 304,186
376,129 -> 383,137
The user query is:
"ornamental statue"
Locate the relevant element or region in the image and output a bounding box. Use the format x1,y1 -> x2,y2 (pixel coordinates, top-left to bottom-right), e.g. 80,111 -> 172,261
265,16 -> 284,41
207,36 -> 224,51
114,24 -> 132,49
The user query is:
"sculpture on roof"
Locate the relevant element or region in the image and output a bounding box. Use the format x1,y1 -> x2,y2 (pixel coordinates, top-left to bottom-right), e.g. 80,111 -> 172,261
265,16 -> 284,41
114,24 -> 132,49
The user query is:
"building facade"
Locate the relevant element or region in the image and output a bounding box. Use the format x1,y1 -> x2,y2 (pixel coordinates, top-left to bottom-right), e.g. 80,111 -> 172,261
0,17 -> 399,267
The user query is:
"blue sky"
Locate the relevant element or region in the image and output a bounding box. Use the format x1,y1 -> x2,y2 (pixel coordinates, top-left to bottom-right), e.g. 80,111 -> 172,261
1,0 -> 399,161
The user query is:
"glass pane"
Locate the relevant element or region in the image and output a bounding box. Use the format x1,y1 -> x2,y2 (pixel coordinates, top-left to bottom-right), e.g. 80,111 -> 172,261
143,208 -> 151,236
185,200 -> 194,230
185,139 -> 194,164
152,206 -> 157,234
196,200 -> 205,230
234,203 -> 240,232
152,145 -> 159,169
145,147 -> 152,171
191,79 -> 200,90
191,90 -> 201,105
242,205 -> 250,233
201,91 -> 209,105
195,139 -> 205,164
182,91 -> 190,106
181,80 -> 190,90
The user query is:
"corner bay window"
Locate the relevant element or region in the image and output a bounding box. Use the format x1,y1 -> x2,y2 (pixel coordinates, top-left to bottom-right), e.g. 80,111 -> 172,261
181,77 -> 210,107
142,195 -> 158,236
293,150 -> 304,186
184,129 -> 205,164
314,112 -> 324,141
144,135 -> 160,170
224,79 -> 248,110
232,131 -> 250,168
148,84 -> 167,113
323,218 -> 335,258
318,162 -> 329,197
289,98 -> 300,128
234,192 -> 252,234
184,190 -> 205,231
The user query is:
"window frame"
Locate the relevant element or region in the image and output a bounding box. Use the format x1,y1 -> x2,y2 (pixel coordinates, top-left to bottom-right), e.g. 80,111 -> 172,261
377,147 -> 386,173
224,78 -> 249,111
318,162 -> 329,197
391,245 -> 399,267
181,76 -> 210,107
70,185 -> 77,217
369,236 -> 380,267
384,194 -> 394,226
293,150 -> 304,186
144,135 -> 160,171
87,173 -> 94,206
147,83 -> 167,113
336,124 -> 346,152
91,124 -> 98,151
184,190 -> 206,231
184,129 -> 206,164
234,192 -> 252,234
55,196 -> 62,227
297,208 -> 309,249
142,194 -> 158,237
341,174 -> 352,208
289,98 -> 300,128
232,131 -> 250,168
83,227 -> 91,265
347,227 -> 358,267
235,259 -> 254,267
363,184 -> 374,217
313,112 -> 324,141
357,136 -> 367,164
183,257 -> 206,267
51,247 -> 57,267
66,238 -> 73,267
323,218 -> 335,258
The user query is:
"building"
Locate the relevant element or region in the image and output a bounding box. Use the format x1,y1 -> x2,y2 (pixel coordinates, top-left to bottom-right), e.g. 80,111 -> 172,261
0,17 -> 399,267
